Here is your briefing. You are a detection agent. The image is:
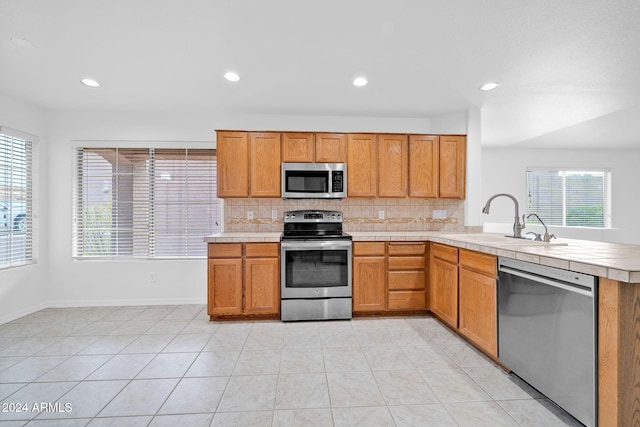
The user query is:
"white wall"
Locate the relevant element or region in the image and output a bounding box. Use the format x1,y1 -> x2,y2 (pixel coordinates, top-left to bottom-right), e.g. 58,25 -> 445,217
482,147 -> 640,244
0,93 -> 48,323
46,109 -> 467,308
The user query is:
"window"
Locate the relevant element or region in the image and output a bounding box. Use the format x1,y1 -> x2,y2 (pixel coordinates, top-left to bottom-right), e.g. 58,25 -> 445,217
526,168 -> 611,228
0,131 -> 33,268
73,147 -> 221,258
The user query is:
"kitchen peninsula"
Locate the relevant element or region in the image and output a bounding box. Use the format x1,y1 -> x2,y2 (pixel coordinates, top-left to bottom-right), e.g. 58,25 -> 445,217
205,230 -> 640,426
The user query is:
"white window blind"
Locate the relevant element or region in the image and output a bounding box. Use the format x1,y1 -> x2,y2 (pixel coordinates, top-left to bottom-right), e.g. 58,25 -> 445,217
73,148 -> 221,258
526,169 -> 611,228
0,132 -> 33,268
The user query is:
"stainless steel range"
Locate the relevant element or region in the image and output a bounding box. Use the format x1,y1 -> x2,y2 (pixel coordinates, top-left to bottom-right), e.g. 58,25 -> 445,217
280,210 -> 352,321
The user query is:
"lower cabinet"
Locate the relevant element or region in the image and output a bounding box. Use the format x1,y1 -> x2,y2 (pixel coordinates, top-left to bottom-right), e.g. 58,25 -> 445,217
458,249 -> 498,357
353,242 -> 386,312
429,243 -> 498,357
353,241 -> 428,314
207,242 -> 279,320
429,243 -> 459,328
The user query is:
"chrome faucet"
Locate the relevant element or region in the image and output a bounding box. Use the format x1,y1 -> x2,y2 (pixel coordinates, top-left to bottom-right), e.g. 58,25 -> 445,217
526,213 -> 556,242
481,193 -> 526,238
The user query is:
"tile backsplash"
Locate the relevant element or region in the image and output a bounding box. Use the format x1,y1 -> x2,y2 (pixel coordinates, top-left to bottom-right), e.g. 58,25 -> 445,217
224,199 -> 465,233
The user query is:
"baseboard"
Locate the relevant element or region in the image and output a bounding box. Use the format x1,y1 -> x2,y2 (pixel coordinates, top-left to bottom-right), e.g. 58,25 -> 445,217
0,301 -> 49,325
46,297 -> 207,308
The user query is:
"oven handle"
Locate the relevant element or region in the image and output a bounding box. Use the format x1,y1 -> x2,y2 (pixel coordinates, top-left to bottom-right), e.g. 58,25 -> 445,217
281,240 -> 352,250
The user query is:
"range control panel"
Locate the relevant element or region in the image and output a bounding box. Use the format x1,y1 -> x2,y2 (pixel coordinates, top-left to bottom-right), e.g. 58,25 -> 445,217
284,210 -> 343,223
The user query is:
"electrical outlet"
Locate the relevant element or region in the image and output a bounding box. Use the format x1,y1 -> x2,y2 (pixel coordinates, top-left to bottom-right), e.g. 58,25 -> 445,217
271,209 -> 278,220
247,210 -> 254,220
433,209 -> 447,219
378,210 -> 385,220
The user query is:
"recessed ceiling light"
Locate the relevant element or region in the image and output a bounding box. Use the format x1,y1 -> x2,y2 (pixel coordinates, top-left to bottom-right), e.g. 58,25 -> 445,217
224,72 -> 240,82
10,37 -> 34,48
80,78 -> 100,88
353,77 -> 368,87
480,82 -> 500,91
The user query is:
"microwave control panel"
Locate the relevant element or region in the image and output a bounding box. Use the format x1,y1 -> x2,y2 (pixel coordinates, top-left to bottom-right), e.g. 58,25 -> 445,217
332,171 -> 344,192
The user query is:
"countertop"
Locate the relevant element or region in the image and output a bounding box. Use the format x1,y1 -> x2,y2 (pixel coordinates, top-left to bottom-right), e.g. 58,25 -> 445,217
204,231 -> 640,283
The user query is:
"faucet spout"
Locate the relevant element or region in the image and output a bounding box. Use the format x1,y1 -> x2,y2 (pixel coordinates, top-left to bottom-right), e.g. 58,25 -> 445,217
481,193 -> 526,238
526,213 -> 556,242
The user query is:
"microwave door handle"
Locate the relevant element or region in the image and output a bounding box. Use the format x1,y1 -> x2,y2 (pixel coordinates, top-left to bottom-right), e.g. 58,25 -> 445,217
328,171 -> 332,195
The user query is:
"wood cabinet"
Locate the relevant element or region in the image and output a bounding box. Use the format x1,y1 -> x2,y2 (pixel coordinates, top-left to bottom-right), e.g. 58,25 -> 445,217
429,243 -> 459,328
249,132 -> 281,197
315,133 -> 347,162
217,132 -> 249,197
458,249 -> 497,357
409,135 -> 439,198
387,242 -> 427,310
281,132 -> 347,163
207,242 -> 279,319
378,134 -> 408,197
347,134 -> 377,197
215,131 -> 280,198
353,241 -> 428,314
281,133 -> 315,162
353,242 -> 386,312
439,135 -> 466,198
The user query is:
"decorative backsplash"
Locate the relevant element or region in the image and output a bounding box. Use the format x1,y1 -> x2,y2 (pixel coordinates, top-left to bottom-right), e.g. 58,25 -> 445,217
223,198 -> 465,233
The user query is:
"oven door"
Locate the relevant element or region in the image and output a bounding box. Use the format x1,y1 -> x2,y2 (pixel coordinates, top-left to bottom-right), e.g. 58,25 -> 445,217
281,239 -> 352,299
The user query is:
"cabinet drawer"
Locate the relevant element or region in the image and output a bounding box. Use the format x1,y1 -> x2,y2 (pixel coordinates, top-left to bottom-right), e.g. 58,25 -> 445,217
388,271 -> 425,290
431,243 -> 458,263
459,249 -> 497,276
245,243 -> 279,258
388,291 -> 426,310
388,256 -> 426,270
353,242 -> 386,256
388,243 -> 426,256
208,243 -> 242,258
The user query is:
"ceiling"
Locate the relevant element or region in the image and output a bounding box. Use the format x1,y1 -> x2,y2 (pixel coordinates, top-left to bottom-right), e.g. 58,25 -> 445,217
1,0 -> 640,148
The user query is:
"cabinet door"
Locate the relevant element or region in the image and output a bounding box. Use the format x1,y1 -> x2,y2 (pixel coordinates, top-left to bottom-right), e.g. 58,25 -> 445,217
216,131 -> 249,197
459,268 -> 497,357
439,135 -> 466,199
208,258 -> 243,315
245,258 -> 279,314
315,133 -> 347,163
249,132 -> 281,197
281,133 -> 314,162
430,257 -> 458,328
378,134 -> 408,197
409,135 -> 439,198
347,134 -> 377,197
353,256 -> 386,312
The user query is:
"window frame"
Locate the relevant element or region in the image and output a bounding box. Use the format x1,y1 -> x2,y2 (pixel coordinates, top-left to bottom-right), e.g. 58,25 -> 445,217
525,167 -> 612,229
0,127 -> 35,270
72,143 -> 222,260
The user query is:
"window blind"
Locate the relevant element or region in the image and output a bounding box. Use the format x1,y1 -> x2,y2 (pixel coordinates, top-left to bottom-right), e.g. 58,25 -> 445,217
526,169 -> 610,228
73,147 -> 220,258
0,133 -> 33,268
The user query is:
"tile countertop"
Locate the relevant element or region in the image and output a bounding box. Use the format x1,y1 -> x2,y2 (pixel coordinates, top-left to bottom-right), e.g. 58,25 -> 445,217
204,231 -> 640,283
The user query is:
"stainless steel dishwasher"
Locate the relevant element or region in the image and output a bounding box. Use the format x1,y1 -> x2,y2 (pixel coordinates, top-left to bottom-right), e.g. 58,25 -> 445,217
498,257 -> 597,427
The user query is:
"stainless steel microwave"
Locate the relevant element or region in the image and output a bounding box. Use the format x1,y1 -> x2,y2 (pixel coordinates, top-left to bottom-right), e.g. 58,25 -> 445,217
281,162 -> 346,199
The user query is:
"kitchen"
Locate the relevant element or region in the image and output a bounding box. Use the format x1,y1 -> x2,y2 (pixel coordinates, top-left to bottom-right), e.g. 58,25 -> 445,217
1,1 -> 640,426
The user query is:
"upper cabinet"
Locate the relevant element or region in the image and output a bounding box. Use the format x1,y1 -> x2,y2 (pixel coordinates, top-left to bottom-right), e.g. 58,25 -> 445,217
409,135 -> 439,198
281,133 -> 315,162
217,130 -> 466,200
216,131 -> 280,198
439,135 -> 466,199
347,134 -> 377,197
315,133 -> 347,162
249,132 -> 281,197
281,132 -> 347,163
378,134 -> 408,197
217,131 -> 249,197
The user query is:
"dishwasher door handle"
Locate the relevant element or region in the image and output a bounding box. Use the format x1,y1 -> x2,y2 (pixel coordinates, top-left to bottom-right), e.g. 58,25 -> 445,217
499,266 -> 594,297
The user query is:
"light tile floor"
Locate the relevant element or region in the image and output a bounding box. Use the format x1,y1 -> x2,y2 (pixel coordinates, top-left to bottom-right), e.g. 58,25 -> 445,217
0,305 -> 583,426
